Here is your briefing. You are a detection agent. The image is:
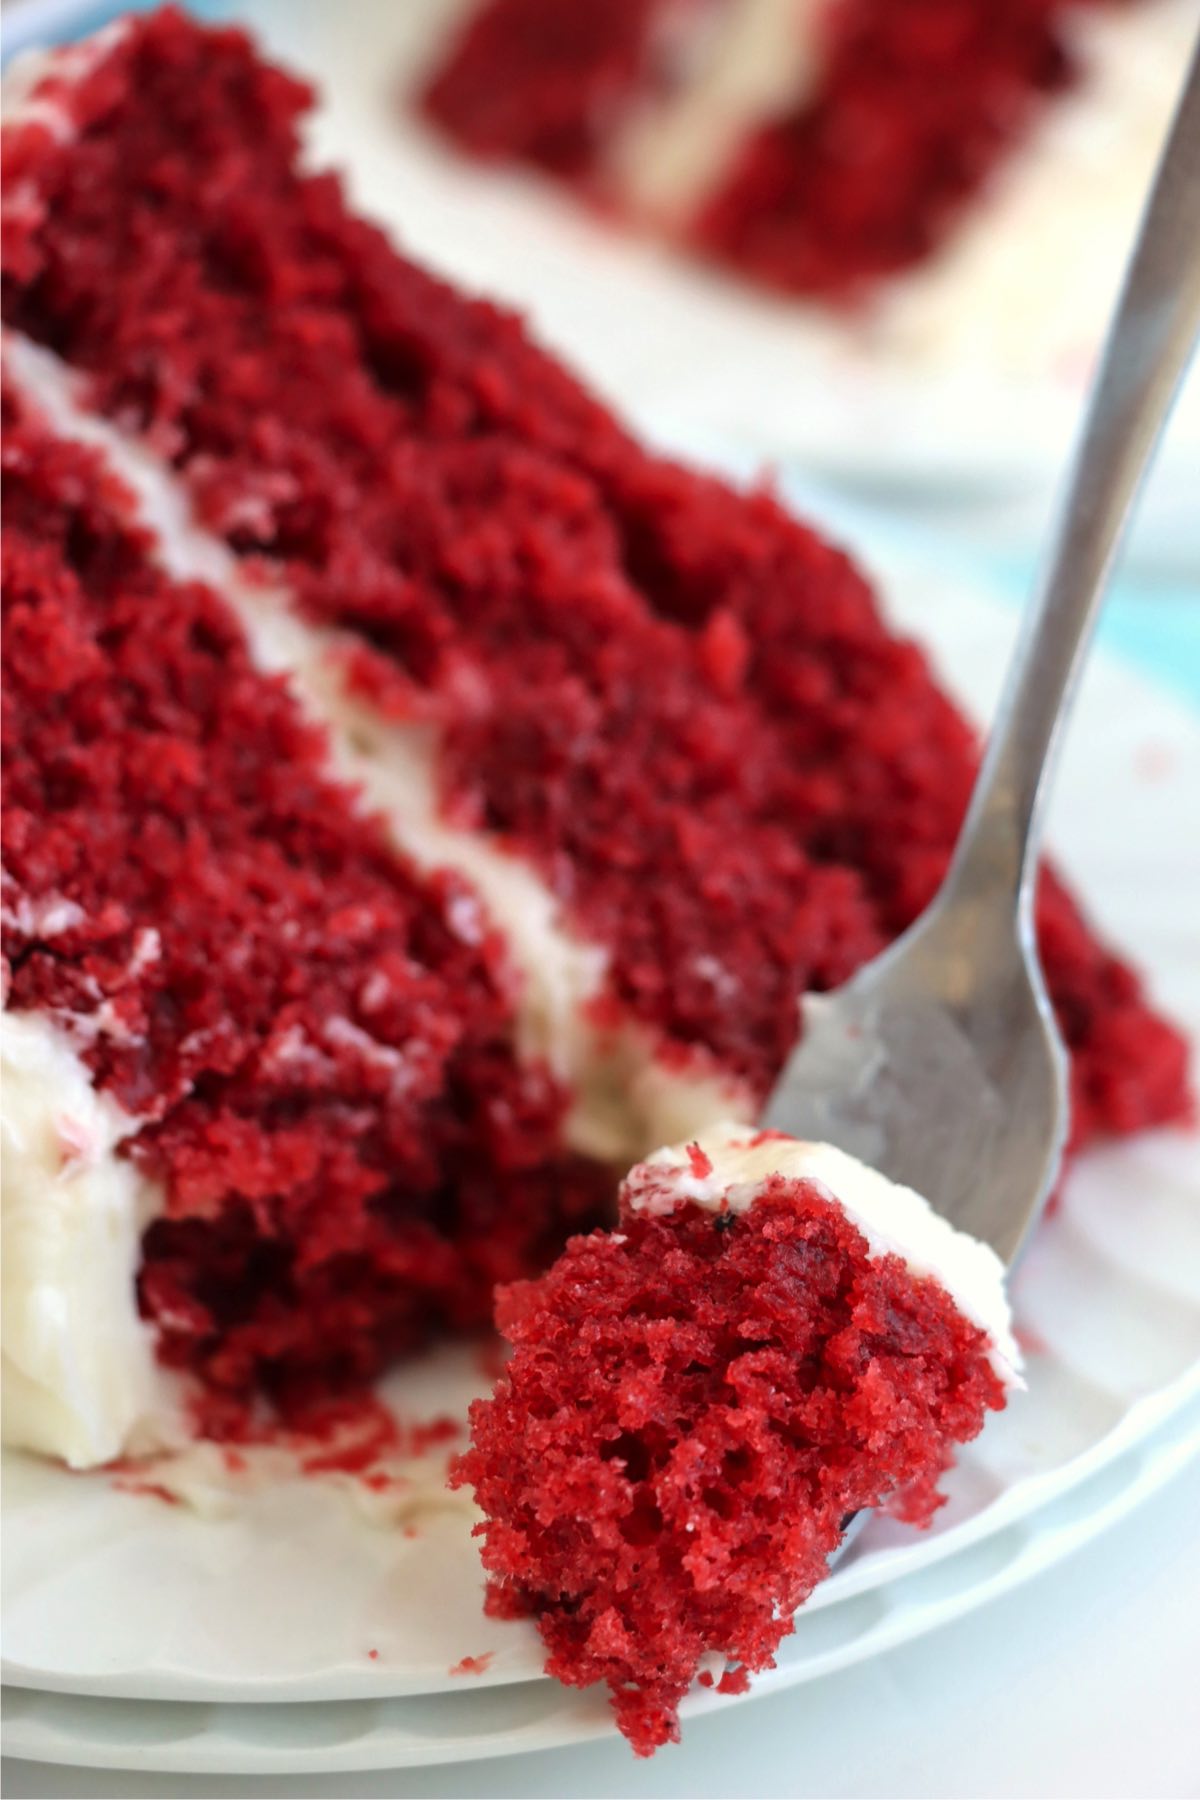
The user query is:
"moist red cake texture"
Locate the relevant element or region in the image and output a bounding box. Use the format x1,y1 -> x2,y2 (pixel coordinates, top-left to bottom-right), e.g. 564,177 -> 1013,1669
0,10 -> 1190,1416
452,1160 -> 1007,1754
423,0 -> 1145,301
421,0 -> 663,177
2,385 -> 607,1407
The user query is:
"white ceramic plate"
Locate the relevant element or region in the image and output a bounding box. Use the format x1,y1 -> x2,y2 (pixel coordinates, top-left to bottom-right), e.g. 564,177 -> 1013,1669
4,1392 -> 1198,1775
4,513 -> 1198,1706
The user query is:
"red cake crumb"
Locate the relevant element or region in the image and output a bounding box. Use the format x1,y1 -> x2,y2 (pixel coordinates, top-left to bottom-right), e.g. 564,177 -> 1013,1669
358,1471 -> 408,1494
110,1475 -> 181,1507
685,1142 -> 714,1180
452,1170 -> 1006,1754
186,1382 -> 460,1488
297,1410 -> 459,1478
448,1653 -> 495,1677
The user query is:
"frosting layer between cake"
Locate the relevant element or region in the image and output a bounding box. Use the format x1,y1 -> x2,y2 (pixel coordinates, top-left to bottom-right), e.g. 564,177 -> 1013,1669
626,1123 -> 1021,1382
1,1011 -> 181,1466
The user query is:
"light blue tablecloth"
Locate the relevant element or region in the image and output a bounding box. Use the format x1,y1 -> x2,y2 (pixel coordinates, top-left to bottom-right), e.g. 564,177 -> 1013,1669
991,567 -> 1199,712
804,491 -> 1200,714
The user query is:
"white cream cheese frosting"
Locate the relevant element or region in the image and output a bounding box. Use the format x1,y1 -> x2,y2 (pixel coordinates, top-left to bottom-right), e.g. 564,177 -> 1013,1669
625,1122 -> 1023,1385
606,0 -> 825,226
0,1012 -> 184,1467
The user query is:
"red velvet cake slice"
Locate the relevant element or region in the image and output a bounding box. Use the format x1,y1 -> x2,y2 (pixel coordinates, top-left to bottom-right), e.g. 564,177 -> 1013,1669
453,1123 -> 1018,1754
0,9 -> 1188,1474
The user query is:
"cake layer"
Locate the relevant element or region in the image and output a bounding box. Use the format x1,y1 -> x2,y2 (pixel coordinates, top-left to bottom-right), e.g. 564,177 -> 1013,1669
2,8 -> 1187,1154
1,378 -> 611,1453
453,1129 -> 1012,1752
691,0 -> 1097,297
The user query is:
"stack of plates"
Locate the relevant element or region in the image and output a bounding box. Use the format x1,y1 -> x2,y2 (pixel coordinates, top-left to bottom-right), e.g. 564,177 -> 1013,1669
4,1387 -> 1198,1778
5,533 -> 1199,1778
5,1381 -> 1200,1776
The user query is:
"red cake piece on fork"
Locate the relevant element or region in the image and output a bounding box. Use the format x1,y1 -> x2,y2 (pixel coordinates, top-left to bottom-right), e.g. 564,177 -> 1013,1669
454,1123 -> 1019,1753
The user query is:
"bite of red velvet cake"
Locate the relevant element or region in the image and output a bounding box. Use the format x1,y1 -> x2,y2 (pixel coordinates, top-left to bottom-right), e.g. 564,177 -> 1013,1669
0,8 -> 1189,1473
453,1124 -> 1019,1754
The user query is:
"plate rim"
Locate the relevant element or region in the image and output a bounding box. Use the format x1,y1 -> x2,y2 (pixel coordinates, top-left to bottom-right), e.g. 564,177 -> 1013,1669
6,1342 -> 1199,1706
4,1399 -> 1198,1774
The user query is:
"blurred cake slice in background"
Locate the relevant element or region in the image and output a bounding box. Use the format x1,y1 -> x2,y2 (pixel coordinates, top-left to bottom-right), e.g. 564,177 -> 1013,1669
422,0 -> 1195,369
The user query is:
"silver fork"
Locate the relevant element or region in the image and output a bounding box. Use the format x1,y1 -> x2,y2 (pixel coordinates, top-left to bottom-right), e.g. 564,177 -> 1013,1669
763,39 -> 1200,1267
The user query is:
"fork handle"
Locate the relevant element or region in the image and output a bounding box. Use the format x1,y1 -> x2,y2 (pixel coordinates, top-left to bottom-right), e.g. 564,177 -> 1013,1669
940,34 -> 1200,931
